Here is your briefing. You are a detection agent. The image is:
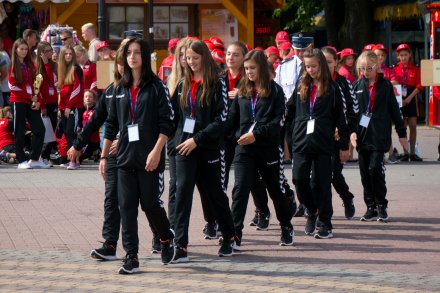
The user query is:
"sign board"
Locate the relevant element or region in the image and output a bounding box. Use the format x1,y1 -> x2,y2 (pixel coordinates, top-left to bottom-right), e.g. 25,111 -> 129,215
421,59 -> 440,86
393,84 -> 403,108
97,61 -> 115,89
201,9 -> 238,46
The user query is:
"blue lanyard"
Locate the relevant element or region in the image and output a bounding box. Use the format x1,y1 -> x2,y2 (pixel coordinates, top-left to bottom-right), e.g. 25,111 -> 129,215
188,91 -> 197,118
309,84 -> 318,119
402,68 -> 408,85
250,92 -> 259,121
128,87 -> 139,123
21,63 -> 30,84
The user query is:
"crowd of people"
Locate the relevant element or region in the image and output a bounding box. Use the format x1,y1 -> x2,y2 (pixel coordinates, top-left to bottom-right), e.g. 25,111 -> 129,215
0,24 -> 438,274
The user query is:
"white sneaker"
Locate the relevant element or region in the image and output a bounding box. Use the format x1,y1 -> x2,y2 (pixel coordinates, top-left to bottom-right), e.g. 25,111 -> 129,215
29,160 -> 50,169
17,160 -> 31,169
42,159 -> 53,167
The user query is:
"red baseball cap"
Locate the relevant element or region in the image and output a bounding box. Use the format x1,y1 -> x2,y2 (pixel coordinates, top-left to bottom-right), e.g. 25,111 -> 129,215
396,43 -> 410,52
337,48 -> 357,58
254,46 -> 265,51
279,42 -> 292,51
211,49 -> 225,63
96,41 -> 109,51
275,31 -> 289,43
210,37 -> 224,50
373,43 -> 389,54
204,40 -> 216,51
363,44 -> 375,51
168,38 -> 179,50
265,46 -> 280,57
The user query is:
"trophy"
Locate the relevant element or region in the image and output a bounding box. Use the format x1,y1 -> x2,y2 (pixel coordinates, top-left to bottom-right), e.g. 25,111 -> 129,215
32,74 -> 43,107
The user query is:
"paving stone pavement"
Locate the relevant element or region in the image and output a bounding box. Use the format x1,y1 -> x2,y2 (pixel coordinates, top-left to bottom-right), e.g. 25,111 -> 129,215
0,126 -> 439,292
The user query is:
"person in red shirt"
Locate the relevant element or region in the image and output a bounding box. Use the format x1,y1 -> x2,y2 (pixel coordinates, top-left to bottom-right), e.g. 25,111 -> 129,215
57,45 -> 84,169
393,43 -> 423,161
158,38 -> 179,82
74,45 -> 97,92
76,89 -> 100,166
8,39 -> 48,169
36,41 -> 58,164
0,106 -> 16,163
265,46 -> 280,70
337,48 -> 357,84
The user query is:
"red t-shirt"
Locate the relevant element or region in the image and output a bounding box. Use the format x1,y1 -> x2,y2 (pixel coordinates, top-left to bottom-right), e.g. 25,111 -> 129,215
0,119 -> 14,149
82,108 -> 100,143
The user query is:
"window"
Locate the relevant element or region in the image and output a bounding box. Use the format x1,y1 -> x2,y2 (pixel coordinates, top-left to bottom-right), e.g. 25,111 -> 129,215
154,6 -> 189,40
108,6 -> 145,41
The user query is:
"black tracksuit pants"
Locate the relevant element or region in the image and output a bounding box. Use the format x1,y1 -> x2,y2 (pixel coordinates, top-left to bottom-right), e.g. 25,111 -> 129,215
292,152 -> 333,229
168,154 -> 177,229
102,156 -> 120,245
41,103 -> 58,160
174,148 -> 235,247
13,102 -> 45,163
331,146 -> 354,202
232,145 -> 293,233
61,108 -> 83,149
358,150 -> 388,207
117,167 -> 173,255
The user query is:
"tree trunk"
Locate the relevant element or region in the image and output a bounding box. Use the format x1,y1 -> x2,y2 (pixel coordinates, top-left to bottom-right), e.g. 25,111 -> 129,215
338,0 -> 373,52
324,0 -> 345,49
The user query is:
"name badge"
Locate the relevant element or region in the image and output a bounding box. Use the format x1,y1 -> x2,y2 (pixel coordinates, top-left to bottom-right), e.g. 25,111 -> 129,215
401,85 -> 407,97
26,85 -> 32,95
248,122 -> 256,133
183,117 -> 195,134
49,87 -> 55,96
306,119 -> 315,134
128,124 -> 139,142
360,113 -> 371,128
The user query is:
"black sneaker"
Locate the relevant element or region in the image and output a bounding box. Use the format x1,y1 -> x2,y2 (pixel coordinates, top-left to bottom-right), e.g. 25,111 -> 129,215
377,205 -> 389,222
151,235 -> 161,254
342,198 -> 355,220
160,237 -> 176,265
294,204 -> 306,217
172,246 -> 189,263
410,154 -> 423,162
360,206 -> 378,222
203,222 -> 219,239
91,242 -> 117,261
400,154 -> 410,162
256,211 -> 270,230
314,226 -> 333,239
118,254 -> 139,274
218,238 -> 234,257
305,214 -> 318,235
280,226 -> 294,246
233,234 -> 242,251
248,212 -> 258,226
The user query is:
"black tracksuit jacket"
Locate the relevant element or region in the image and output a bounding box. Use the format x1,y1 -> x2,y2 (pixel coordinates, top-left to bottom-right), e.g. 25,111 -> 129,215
104,77 -> 174,170
353,76 -> 406,152
286,80 -> 350,155
227,80 -> 286,148
171,78 -> 228,150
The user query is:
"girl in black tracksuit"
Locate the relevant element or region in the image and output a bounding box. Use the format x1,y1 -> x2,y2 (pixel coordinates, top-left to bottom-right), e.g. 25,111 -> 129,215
228,50 -> 294,247
320,47 -> 358,219
101,38 -> 175,274
172,40 -> 236,262
352,51 -> 407,223
287,49 -> 350,239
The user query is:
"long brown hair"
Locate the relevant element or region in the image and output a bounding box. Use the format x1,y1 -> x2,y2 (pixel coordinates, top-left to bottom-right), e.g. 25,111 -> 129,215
237,50 -> 271,98
113,43 -> 126,86
11,38 -> 35,84
167,38 -> 187,97
58,46 -> 77,86
224,41 -> 248,75
299,49 -> 332,102
180,40 -> 220,108
36,41 -> 57,78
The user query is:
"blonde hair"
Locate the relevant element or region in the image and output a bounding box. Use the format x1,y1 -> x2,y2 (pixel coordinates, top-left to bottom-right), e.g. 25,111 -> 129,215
58,46 -> 77,86
356,51 -> 378,71
81,23 -> 96,34
167,38 -> 187,97
0,106 -> 11,119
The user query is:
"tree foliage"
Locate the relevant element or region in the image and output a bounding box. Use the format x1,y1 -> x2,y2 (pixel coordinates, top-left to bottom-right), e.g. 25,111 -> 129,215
273,0 -> 323,32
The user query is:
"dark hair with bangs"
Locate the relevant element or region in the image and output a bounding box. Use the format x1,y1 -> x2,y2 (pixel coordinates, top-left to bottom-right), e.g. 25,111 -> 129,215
120,38 -> 156,88
299,48 -> 332,102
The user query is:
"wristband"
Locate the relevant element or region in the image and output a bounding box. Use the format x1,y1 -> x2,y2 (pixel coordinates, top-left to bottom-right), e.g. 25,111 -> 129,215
100,156 -> 109,161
